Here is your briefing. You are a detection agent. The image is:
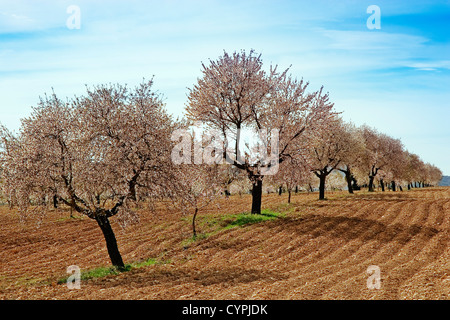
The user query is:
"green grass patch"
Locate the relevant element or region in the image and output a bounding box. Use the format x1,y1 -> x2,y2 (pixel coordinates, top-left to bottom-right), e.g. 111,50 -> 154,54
181,232 -> 208,247
131,258 -> 157,269
273,202 -> 297,214
222,209 -> 282,228
57,257 -> 168,284
81,265 -> 127,280
182,209 -> 283,247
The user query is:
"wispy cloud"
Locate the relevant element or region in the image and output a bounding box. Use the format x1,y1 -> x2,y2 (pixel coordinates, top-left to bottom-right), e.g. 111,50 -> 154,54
321,29 -> 429,51
407,60 -> 450,71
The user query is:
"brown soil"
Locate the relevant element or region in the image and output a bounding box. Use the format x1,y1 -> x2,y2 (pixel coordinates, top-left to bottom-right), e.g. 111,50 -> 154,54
1,187 -> 449,300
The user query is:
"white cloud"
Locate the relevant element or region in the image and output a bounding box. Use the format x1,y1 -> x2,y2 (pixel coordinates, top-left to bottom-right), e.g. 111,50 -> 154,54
321,29 -> 429,51
0,11 -> 35,31
407,60 -> 450,71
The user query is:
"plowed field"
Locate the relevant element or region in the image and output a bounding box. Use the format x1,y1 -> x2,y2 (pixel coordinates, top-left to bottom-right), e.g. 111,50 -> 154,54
1,187 -> 449,299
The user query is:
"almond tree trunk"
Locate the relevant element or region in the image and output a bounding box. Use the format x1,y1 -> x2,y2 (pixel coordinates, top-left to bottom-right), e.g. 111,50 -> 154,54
368,176 -> 375,192
251,178 -> 263,214
352,177 -> 360,191
192,207 -> 199,238
345,171 -> 353,194
95,214 -> 125,269
53,195 -> 58,209
319,174 -> 326,200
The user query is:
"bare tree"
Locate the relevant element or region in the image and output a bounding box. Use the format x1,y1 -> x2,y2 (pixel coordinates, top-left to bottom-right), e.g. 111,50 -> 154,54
169,163 -> 222,238
271,158 -> 310,203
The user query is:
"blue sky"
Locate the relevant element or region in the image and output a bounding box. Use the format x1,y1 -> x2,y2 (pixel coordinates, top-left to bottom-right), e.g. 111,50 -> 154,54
1,0 -> 449,174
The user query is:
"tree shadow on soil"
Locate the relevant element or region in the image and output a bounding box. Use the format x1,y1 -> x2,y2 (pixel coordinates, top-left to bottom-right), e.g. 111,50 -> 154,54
262,214 -> 441,245
90,266 -> 287,288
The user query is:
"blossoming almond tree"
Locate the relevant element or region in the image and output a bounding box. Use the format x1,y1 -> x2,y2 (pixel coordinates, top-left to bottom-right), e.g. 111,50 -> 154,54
0,80 -> 176,269
359,125 -> 404,192
336,122 -> 366,194
386,147 -> 409,191
270,157 -> 310,203
299,117 -> 353,200
425,163 -> 443,186
418,162 -> 442,187
404,152 -> 422,189
185,49 -> 334,213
